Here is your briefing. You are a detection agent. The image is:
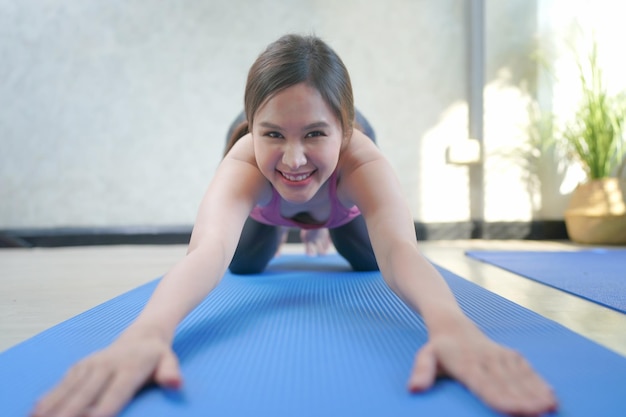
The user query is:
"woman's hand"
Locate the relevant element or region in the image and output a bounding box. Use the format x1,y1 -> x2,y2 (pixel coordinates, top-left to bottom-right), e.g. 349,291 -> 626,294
31,330 -> 181,417
408,326 -> 558,416
300,228 -> 332,256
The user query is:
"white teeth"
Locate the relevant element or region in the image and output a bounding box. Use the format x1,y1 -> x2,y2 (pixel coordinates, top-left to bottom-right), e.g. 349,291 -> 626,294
282,172 -> 312,181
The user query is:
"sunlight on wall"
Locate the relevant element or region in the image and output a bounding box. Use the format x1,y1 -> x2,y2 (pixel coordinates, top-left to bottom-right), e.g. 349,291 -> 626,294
483,69 -> 535,221
419,101 -> 470,223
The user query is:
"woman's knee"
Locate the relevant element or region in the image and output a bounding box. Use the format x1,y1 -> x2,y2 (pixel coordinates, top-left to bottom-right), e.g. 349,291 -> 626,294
229,218 -> 280,275
329,218 -> 379,272
228,261 -> 267,275
346,254 -> 378,272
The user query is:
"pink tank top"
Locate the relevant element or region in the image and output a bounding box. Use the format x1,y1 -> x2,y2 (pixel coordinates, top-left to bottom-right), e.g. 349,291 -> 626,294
249,171 -> 361,230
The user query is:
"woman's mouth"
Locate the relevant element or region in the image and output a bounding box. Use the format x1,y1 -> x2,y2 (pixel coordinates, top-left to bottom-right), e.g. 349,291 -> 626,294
278,170 -> 315,182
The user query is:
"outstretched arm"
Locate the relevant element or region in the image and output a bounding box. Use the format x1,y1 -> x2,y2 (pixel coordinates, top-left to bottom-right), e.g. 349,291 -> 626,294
132,154 -> 267,343
32,139 -> 268,417
340,141 -> 557,416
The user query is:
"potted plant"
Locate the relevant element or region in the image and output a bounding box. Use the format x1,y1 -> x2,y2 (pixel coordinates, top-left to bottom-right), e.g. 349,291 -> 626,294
562,41 -> 626,244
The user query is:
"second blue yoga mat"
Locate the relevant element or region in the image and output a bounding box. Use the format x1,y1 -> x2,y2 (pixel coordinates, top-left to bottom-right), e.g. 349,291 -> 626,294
466,249 -> 626,314
1,254 -> 625,416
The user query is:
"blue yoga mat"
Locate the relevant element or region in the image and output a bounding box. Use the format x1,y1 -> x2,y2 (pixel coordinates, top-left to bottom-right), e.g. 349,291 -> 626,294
466,249 -> 626,314
1,254 -> 625,416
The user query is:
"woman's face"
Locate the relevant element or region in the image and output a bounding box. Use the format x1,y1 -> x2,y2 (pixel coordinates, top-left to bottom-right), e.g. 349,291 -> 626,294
252,83 -> 343,205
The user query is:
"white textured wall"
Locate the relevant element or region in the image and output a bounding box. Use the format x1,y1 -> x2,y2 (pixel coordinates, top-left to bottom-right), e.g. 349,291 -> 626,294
0,0 -> 470,228
2,0 -> 622,229
1,0 -> 322,228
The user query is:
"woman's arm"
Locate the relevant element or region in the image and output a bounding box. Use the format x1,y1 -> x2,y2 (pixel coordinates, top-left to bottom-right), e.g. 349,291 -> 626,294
339,136 -> 557,416
341,153 -> 466,332
130,153 -> 268,342
32,137 -> 268,417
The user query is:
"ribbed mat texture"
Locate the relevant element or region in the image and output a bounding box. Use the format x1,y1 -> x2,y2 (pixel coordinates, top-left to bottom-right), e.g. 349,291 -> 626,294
466,249 -> 626,313
1,254 -> 625,416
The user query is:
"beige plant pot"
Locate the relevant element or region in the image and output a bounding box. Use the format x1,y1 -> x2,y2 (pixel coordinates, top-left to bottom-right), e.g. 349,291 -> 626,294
564,178 -> 626,244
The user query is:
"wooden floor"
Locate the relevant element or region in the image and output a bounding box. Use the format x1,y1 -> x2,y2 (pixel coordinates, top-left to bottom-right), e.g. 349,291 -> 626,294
1,240 -> 625,357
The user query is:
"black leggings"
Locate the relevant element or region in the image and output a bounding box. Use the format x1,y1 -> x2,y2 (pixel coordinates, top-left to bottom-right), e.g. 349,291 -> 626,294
229,215 -> 378,274
227,109 -> 378,274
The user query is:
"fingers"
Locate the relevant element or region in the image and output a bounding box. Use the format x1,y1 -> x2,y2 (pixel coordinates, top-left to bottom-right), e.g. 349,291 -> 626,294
86,367 -> 151,417
407,343 -> 437,392
154,350 -> 183,389
506,354 -> 557,414
410,334 -> 558,416
32,357 -> 112,417
31,341 -> 178,417
463,349 -> 558,416
299,230 -> 313,256
305,241 -> 315,256
497,352 -> 557,415
301,229 -> 331,256
316,230 -> 331,255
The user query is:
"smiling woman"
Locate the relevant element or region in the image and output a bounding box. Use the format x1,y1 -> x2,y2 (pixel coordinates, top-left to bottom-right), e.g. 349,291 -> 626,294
225,101 -> 378,273
32,34 -> 557,417
225,43 -> 379,273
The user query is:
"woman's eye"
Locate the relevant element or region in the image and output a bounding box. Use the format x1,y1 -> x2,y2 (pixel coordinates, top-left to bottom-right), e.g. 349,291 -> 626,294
306,131 -> 325,138
266,131 -> 283,139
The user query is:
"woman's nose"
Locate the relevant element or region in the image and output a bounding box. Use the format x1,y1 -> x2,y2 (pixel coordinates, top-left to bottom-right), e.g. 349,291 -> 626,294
282,142 -> 307,169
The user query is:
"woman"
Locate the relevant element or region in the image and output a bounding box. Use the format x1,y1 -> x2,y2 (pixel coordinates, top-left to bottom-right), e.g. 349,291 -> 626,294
32,34 -> 557,417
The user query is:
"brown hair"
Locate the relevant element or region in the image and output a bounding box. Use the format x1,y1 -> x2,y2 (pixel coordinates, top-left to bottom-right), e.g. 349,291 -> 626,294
224,34 -> 355,155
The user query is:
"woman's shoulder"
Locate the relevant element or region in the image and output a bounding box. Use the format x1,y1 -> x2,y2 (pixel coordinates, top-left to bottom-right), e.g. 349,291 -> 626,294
335,129 -> 388,207
225,133 -> 257,164
222,133 -> 272,204
338,129 -> 384,174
